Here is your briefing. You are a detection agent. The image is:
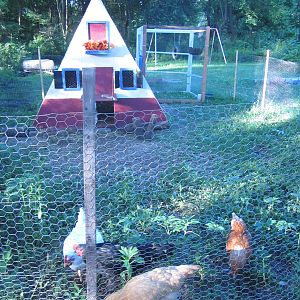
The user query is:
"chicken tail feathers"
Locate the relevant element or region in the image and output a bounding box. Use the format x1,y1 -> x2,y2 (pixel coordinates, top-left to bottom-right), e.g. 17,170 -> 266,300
76,207 -> 86,228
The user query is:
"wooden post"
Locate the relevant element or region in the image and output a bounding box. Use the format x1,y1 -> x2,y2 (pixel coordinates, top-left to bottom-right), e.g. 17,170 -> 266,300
38,47 -> 45,100
82,68 -> 97,300
261,50 -> 270,109
233,50 -> 239,100
201,26 -> 210,102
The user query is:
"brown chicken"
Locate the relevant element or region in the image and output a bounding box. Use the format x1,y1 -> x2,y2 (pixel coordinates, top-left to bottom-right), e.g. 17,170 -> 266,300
105,264 -> 200,300
226,213 -> 252,275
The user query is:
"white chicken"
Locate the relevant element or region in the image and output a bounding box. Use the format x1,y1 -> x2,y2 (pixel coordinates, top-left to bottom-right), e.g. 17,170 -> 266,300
63,207 -> 104,274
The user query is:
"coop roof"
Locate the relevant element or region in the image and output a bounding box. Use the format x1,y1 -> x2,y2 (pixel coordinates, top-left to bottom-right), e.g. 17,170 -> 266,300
45,0 -> 153,100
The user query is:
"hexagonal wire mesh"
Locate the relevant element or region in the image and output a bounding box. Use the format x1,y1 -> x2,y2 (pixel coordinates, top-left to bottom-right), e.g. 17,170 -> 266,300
0,100 -> 299,299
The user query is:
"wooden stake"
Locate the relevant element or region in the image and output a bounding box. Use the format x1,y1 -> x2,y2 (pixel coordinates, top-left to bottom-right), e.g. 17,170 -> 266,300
82,68 -> 97,300
201,26 -> 210,102
233,50 -> 239,100
261,50 -> 270,109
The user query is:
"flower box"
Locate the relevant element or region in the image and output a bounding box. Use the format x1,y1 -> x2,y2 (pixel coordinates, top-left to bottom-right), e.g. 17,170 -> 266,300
84,39 -> 111,55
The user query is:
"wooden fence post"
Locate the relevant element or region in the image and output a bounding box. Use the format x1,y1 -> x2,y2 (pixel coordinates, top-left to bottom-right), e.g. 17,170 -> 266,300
201,26 -> 211,102
82,67 -> 97,300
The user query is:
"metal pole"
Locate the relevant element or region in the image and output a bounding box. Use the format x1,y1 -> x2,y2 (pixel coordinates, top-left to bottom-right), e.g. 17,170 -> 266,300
233,50 -> 239,100
201,26 -> 210,102
261,50 -> 270,109
186,32 -> 194,93
38,47 -> 45,99
142,25 -> 147,76
209,29 -> 216,64
82,68 -> 97,300
215,28 -> 227,64
154,32 -> 157,67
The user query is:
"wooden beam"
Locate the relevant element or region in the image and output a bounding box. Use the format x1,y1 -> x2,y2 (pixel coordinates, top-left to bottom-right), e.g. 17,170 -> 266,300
201,26 -> 211,102
82,67 -> 97,300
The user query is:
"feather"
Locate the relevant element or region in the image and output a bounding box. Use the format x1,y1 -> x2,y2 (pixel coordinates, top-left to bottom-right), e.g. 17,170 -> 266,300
226,213 -> 252,275
105,265 -> 200,300
63,207 -> 104,271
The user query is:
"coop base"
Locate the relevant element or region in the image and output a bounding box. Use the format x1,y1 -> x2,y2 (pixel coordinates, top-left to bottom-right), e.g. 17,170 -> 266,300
35,97 -> 167,129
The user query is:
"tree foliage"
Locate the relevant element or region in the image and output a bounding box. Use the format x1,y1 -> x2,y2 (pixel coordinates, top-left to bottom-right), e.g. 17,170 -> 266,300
0,0 -> 299,62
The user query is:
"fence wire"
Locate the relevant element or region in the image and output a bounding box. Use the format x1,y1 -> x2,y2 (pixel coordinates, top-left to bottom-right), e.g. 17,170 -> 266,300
145,54 -> 300,106
0,102 -> 299,299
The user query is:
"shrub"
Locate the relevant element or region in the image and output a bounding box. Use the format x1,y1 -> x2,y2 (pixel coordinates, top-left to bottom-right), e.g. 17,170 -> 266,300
0,42 -> 28,71
27,33 -> 66,56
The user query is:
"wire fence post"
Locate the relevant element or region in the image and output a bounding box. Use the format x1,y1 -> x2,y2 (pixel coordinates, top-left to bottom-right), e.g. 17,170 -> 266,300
82,67 -> 97,300
37,47 -> 45,100
233,50 -> 239,100
261,49 -> 270,109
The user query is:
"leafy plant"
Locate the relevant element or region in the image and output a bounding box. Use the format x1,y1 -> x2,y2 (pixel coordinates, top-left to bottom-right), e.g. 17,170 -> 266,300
0,246 -> 13,274
0,42 -> 27,71
154,215 -> 199,236
119,246 -> 144,284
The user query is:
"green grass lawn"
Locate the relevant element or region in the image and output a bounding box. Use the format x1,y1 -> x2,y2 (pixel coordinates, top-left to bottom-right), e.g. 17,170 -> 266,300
0,71 -> 52,116
146,59 -> 300,105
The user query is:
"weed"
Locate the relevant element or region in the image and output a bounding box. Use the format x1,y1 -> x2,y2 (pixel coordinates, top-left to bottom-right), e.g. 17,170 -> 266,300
119,246 -> 144,284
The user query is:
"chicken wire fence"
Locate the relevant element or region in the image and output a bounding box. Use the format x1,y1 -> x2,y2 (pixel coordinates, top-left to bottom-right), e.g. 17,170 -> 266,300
145,52 -> 300,105
0,102 -> 299,300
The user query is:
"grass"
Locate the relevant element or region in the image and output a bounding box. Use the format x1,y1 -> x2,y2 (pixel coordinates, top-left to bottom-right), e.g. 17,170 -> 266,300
146,58 -> 300,105
0,70 -> 52,116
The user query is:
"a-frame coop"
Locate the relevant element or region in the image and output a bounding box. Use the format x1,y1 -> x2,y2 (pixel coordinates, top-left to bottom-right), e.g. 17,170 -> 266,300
36,0 -> 166,128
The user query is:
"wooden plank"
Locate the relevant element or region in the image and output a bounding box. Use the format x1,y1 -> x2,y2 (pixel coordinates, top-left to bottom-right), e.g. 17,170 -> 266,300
82,67 -> 97,300
201,26 -> 211,102
158,99 -> 203,104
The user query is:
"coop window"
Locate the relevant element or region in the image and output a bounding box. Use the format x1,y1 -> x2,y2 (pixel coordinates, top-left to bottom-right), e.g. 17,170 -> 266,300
86,21 -> 110,52
119,69 -> 137,90
54,70 -> 63,89
115,71 -> 120,88
62,69 -> 81,91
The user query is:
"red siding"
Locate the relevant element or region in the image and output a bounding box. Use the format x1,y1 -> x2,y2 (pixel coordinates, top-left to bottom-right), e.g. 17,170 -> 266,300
35,98 -> 83,128
114,97 -> 167,127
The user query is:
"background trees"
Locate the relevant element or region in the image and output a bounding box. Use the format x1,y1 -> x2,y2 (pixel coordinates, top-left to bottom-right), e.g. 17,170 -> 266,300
0,0 -> 299,69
